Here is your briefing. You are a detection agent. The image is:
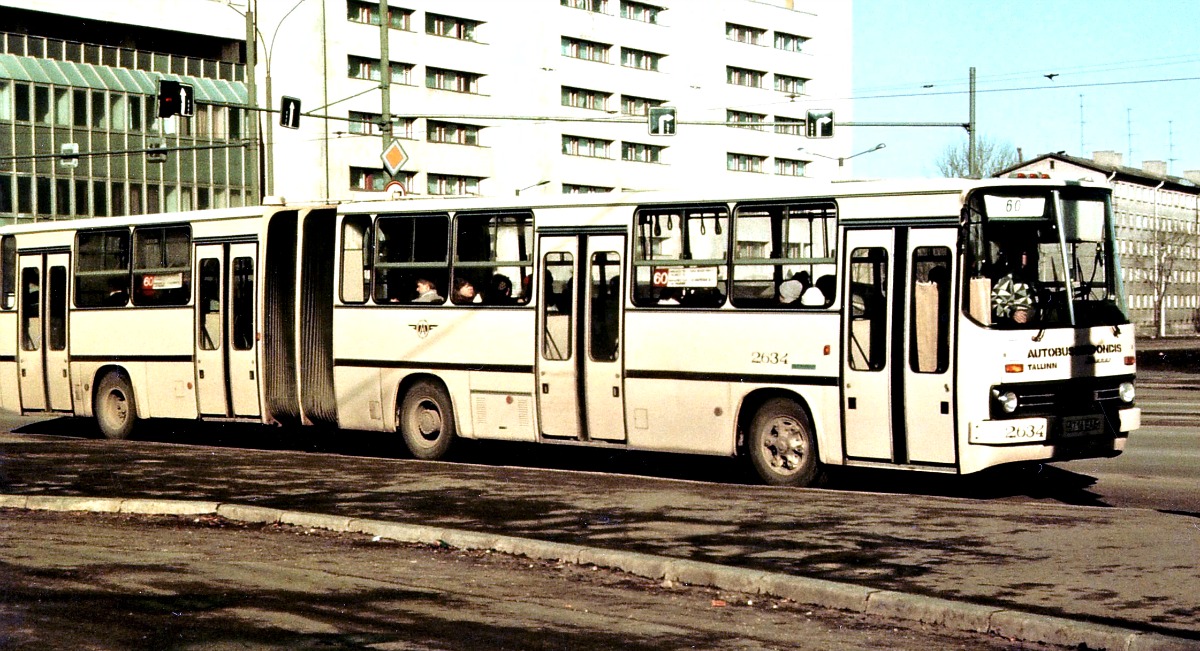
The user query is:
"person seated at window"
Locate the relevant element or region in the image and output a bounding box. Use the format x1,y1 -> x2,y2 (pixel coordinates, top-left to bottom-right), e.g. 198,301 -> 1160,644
779,279 -> 803,304
991,245 -> 1036,324
452,277 -> 477,304
485,273 -> 515,305
107,277 -> 130,307
803,275 -> 835,306
658,287 -> 682,305
413,278 -> 443,303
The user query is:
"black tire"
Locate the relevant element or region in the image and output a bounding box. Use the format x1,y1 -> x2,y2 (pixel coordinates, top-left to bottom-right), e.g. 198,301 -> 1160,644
747,397 -> 822,487
95,372 -> 137,440
398,380 -> 456,460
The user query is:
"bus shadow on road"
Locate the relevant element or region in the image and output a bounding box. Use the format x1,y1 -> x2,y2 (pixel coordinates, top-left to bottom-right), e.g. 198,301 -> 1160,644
11,418 -> 1110,507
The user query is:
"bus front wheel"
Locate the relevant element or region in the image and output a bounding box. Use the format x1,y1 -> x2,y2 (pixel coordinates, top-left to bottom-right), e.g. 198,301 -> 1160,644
747,398 -> 821,487
398,380 -> 456,460
95,372 -> 137,440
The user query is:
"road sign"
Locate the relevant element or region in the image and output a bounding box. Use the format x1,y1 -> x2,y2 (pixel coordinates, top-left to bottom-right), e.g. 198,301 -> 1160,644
648,107 -> 677,136
383,180 -> 407,196
147,142 -> 168,164
280,96 -> 301,129
59,143 -> 79,169
158,79 -> 195,118
381,139 -> 409,175
806,109 -> 834,138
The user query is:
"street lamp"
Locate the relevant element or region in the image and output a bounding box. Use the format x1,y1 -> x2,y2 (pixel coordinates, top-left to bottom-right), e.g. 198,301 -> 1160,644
516,180 -> 551,196
797,143 -> 886,167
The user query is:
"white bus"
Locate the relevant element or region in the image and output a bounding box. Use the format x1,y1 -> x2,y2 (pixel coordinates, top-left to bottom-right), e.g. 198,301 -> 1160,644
0,178 -> 1140,486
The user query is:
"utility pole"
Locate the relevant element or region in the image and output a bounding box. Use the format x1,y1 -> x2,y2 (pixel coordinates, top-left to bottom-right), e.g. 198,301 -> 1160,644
378,0 -> 392,142
245,2 -> 261,204
968,66 -> 977,178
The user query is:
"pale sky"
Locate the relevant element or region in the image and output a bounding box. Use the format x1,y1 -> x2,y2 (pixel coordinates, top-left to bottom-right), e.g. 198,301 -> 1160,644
849,0 -> 1200,179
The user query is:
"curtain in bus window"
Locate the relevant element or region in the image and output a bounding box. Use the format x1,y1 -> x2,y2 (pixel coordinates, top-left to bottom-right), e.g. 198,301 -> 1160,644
909,246 -> 951,373
454,211 -> 533,305
542,252 -> 573,361
21,267 -> 40,351
632,205 -> 728,307
848,247 -> 887,371
231,257 -> 254,350
373,213 -> 448,304
1,235 -> 14,310
589,251 -> 620,362
48,266 -> 67,351
133,225 -> 192,306
74,228 -> 130,308
731,202 -> 837,308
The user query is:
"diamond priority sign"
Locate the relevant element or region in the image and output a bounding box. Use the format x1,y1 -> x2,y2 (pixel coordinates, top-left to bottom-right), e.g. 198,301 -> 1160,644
381,139 -> 409,175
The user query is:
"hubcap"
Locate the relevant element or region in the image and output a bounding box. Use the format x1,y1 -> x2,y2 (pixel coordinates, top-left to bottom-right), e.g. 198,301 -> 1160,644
763,416 -> 806,475
416,401 -> 442,441
108,391 -> 128,424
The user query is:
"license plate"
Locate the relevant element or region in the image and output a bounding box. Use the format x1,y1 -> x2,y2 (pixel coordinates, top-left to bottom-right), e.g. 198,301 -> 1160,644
1062,415 -> 1104,438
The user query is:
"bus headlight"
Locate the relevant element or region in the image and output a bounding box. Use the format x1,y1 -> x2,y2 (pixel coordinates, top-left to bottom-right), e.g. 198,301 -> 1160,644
1118,382 -> 1135,403
997,391 -> 1019,414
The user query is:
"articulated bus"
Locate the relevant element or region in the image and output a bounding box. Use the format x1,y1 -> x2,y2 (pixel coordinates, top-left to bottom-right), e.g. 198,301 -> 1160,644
0,178 -> 1140,486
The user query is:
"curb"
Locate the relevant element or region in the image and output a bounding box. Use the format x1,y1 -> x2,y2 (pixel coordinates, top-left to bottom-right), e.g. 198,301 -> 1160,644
3,494 -> 1195,651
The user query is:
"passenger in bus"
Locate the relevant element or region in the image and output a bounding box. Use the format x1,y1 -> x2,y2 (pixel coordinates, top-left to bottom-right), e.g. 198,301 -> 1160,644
452,278 -> 477,304
991,244 -> 1036,323
485,274 -> 515,305
413,278 -> 443,303
803,275 -> 835,306
107,277 -> 129,307
779,279 -> 803,304
658,287 -> 682,305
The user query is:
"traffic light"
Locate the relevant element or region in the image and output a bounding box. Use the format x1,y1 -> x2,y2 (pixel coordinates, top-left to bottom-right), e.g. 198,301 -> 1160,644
157,80 -> 194,118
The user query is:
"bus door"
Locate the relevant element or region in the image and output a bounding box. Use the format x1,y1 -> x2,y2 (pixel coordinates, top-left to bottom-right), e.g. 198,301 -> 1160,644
536,233 -> 627,443
194,242 -> 261,418
17,252 -> 72,412
902,230 -> 957,466
841,230 -> 895,461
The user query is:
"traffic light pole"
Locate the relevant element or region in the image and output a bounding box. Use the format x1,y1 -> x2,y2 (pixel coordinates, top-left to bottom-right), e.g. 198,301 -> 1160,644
245,4 -> 261,204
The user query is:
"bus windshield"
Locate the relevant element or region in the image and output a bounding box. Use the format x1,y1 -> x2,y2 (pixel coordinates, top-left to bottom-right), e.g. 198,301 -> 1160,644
964,187 -> 1128,330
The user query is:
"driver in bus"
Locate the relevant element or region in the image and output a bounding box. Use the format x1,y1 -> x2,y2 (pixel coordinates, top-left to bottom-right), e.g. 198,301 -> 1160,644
991,243 -> 1037,324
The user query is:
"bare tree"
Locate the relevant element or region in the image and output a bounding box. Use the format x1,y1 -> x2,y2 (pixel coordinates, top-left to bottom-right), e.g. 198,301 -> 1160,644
936,135 -> 1020,179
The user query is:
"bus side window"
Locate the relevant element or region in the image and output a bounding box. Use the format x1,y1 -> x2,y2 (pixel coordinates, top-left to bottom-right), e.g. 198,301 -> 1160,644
848,247 -> 887,371
340,215 -> 370,304
1,235 -> 15,310
231,256 -> 254,350
910,246 -> 951,373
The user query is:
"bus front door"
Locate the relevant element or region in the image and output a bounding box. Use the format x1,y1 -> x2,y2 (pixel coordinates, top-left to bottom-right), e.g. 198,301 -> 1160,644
902,230 -> 957,466
536,234 -> 627,443
194,243 -> 261,418
16,252 -> 72,413
841,230 -> 895,461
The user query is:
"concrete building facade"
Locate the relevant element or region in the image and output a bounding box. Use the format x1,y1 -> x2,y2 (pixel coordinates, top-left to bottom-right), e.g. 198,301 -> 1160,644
1002,152 -> 1200,336
0,0 -> 854,223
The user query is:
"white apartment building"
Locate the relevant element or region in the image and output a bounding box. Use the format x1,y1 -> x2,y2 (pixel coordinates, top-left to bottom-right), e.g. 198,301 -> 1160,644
0,0 -> 852,220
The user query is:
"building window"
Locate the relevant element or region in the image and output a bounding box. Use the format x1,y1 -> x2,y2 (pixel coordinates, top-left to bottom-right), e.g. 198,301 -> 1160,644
0,81 -> 10,121
727,153 -> 765,173
562,134 -> 611,158
427,120 -> 481,146
620,1 -> 660,23
775,157 -> 807,177
347,1 -> 412,30
561,36 -> 610,63
562,0 -> 607,13
426,67 -> 482,94
428,173 -> 481,196
426,13 -> 480,41
562,86 -> 610,111
34,86 -> 51,125
348,56 -> 413,84
622,141 -> 664,164
775,31 -> 808,53
350,166 -> 392,191
13,83 -> 29,122
620,94 -> 663,117
349,111 -> 384,135
621,47 -> 663,71
775,74 -> 807,95
774,115 -> 803,136
726,23 -> 765,45
727,110 -> 766,131
563,183 -> 614,194
726,66 -> 764,88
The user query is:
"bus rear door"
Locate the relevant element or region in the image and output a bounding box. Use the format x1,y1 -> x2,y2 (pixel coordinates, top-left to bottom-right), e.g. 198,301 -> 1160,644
194,242 -> 261,418
17,252 -> 72,413
536,232 -> 626,442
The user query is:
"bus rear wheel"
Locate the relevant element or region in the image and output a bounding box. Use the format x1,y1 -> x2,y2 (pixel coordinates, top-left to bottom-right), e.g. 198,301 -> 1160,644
747,398 -> 821,487
95,372 -> 137,440
398,380 -> 456,460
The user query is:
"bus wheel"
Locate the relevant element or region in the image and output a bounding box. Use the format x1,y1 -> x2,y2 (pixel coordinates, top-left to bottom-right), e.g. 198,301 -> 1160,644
95,372 -> 137,440
748,398 -> 821,487
398,380 -> 456,460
